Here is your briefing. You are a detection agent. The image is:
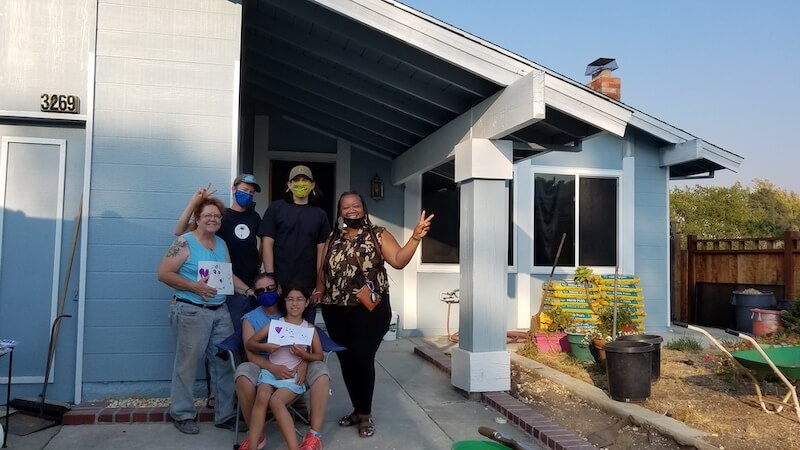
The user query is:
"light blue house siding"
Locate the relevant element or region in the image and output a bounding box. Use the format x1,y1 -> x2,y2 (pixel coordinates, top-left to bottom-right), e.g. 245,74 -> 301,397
82,1 -> 242,399
632,130 -> 670,329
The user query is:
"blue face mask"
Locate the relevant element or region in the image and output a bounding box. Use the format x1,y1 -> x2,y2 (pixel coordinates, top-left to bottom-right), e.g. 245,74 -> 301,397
256,291 -> 279,307
234,190 -> 253,208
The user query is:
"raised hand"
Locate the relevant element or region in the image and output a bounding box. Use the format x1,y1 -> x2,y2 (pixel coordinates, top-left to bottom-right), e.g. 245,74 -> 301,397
413,210 -> 434,240
191,183 -> 217,204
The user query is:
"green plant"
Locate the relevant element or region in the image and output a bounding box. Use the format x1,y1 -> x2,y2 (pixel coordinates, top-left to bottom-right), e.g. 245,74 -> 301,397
516,341 -> 538,359
780,301 -> 800,335
589,306 -> 637,341
665,336 -> 704,352
544,306 -> 574,333
573,266 -> 594,306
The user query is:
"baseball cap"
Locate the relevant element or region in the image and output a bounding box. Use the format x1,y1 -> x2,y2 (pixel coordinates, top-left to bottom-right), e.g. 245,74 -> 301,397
288,165 -> 314,181
233,173 -> 261,192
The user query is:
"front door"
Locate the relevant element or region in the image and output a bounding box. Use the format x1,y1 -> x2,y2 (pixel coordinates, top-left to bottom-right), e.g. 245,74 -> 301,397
0,130 -> 84,402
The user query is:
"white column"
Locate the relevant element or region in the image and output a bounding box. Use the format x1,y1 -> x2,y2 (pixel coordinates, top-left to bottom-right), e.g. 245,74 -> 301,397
450,139 -> 513,392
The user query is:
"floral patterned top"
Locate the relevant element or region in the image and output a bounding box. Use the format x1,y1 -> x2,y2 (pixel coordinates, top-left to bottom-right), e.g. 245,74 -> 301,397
325,225 -> 389,306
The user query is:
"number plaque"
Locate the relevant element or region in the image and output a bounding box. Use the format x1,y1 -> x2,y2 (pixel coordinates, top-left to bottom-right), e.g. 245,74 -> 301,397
40,94 -> 80,114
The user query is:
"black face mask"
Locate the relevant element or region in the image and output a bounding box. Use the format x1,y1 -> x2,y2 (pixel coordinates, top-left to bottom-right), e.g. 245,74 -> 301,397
343,217 -> 367,228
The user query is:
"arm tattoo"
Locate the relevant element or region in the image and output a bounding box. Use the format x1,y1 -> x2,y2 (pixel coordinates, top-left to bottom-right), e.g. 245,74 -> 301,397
166,238 -> 187,258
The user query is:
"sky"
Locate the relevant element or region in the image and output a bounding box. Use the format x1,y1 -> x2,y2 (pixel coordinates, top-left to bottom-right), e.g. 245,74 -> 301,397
401,0 -> 800,193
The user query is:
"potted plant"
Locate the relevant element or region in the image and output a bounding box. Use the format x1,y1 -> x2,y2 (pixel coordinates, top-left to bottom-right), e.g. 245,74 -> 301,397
534,306 -> 573,353
564,325 -> 594,364
573,266 -> 597,312
587,305 -> 639,364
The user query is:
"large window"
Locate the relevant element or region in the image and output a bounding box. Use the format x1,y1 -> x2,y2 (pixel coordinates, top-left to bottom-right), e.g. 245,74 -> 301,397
533,173 -> 618,268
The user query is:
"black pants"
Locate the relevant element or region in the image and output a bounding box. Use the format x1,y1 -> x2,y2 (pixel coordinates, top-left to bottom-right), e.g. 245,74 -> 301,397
322,295 -> 391,415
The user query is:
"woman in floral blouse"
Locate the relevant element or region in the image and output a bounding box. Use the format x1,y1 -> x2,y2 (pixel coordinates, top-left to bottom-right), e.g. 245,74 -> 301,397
317,191 -> 433,438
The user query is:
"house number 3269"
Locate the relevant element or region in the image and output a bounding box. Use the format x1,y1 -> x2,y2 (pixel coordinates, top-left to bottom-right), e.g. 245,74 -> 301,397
40,94 -> 80,114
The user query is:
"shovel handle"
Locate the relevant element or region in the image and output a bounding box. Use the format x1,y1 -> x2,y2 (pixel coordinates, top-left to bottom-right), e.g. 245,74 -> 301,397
724,328 -> 741,337
478,426 -> 520,449
673,321 -> 688,328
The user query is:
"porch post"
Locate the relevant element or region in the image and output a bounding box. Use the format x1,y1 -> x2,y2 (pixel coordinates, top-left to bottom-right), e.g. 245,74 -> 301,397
450,138 -> 513,392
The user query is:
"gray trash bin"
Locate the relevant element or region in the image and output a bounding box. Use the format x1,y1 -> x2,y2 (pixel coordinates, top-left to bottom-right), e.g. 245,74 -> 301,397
731,290 -> 775,333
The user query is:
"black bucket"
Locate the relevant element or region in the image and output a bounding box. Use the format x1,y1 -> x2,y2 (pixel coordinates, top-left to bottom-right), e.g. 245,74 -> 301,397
615,334 -> 663,381
604,340 -> 653,403
731,291 -> 775,333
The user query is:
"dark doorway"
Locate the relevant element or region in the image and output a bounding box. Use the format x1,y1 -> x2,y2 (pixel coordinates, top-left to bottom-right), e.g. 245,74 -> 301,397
269,160 -> 335,228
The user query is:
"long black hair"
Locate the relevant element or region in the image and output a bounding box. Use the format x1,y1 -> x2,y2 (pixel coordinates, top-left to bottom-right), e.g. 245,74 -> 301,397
322,192 -> 383,287
278,285 -> 312,319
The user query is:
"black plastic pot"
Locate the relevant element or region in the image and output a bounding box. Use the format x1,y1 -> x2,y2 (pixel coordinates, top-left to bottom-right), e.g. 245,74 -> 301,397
604,340 -> 653,403
615,334 -> 664,381
731,291 -> 776,333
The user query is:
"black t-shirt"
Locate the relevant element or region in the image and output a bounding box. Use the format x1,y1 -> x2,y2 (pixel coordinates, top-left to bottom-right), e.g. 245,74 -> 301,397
216,208 -> 261,285
258,199 -> 331,289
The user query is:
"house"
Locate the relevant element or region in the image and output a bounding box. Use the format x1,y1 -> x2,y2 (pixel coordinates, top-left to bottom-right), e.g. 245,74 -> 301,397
0,0 -> 741,402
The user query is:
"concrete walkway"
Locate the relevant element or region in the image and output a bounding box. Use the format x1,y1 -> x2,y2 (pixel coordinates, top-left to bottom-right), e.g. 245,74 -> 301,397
4,338 -> 545,450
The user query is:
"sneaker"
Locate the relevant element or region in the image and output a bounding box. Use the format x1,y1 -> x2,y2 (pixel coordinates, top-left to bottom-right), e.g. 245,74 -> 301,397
299,431 -> 322,450
239,433 -> 265,450
215,416 -> 248,432
173,418 -> 200,435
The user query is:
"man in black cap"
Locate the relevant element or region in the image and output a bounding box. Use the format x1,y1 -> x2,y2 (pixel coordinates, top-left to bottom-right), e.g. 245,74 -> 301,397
175,174 -> 263,330
258,165 -> 330,313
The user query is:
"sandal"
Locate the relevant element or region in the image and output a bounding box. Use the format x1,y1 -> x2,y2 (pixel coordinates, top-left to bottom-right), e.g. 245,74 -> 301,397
358,417 -> 375,438
338,412 -> 359,427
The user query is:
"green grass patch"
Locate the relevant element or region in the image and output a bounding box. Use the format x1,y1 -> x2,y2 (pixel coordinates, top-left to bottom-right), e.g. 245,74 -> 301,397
665,336 -> 704,352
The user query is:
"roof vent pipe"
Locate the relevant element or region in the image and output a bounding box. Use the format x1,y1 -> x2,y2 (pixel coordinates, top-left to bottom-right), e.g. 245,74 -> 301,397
585,57 -> 621,101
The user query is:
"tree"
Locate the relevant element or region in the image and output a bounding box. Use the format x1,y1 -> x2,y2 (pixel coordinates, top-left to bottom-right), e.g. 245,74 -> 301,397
670,181 -> 800,241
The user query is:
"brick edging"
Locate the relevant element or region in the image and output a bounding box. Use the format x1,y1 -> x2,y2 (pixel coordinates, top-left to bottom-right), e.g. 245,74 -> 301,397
413,344 -> 598,450
62,403 -> 214,425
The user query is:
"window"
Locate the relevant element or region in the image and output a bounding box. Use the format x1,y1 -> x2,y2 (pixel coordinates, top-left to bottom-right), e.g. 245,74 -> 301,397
421,171 -> 459,264
419,168 -> 515,266
533,172 -> 618,268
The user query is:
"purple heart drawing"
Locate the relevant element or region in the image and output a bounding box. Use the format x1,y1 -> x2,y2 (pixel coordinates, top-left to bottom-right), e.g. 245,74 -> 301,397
275,326 -> 283,334
199,268 -> 209,278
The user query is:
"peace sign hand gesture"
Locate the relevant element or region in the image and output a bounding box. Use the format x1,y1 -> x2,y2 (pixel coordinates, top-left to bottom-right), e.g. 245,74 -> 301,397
412,210 -> 434,240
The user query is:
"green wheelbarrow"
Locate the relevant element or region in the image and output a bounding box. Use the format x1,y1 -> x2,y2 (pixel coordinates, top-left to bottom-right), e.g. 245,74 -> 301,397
674,322 -> 800,422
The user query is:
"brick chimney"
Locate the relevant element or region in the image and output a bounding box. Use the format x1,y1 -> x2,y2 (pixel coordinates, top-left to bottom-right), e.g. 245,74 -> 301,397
585,58 -> 621,101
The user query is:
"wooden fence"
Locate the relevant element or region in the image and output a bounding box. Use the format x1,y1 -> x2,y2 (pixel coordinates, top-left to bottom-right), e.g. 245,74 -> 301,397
671,229 -> 800,324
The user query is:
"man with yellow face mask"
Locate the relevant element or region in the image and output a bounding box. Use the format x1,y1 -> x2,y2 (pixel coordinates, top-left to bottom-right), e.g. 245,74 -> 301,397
258,165 -> 330,317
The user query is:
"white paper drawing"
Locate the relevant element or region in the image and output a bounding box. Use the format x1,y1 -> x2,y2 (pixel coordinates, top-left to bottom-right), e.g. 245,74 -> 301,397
267,319 -> 314,346
198,261 -> 234,295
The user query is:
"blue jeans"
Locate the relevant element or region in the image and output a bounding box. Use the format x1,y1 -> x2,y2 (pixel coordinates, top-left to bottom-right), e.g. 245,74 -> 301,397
169,300 -> 236,423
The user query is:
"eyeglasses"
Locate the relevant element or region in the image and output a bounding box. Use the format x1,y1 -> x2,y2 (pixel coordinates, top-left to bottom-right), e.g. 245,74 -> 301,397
199,213 -> 222,220
254,285 -> 278,296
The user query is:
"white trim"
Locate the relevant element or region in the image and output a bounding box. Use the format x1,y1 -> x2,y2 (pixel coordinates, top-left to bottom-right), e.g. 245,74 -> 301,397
528,165 -> 624,274
621,138 -> 635,274
516,273 -> 530,329
402,175 -> 421,329
1,136 -> 66,385
75,49 -> 97,404
335,139 -> 351,200
417,263 -> 460,273
0,376 -> 47,384
231,60 -> 241,184
508,165 -> 519,271
0,110 -> 87,122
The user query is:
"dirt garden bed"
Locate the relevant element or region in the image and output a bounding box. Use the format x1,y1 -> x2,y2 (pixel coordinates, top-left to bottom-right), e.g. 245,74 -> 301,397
511,343 -> 800,450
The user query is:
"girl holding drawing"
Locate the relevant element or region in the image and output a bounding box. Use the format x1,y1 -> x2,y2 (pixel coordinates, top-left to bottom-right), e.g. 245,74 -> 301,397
245,286 -> 323,450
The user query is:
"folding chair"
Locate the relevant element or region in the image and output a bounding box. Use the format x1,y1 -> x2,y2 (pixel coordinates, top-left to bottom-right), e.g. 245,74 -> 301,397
216,325 -> 345,450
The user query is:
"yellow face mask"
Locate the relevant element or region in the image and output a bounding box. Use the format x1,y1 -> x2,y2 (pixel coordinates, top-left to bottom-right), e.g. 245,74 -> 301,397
289,180 -> 313,198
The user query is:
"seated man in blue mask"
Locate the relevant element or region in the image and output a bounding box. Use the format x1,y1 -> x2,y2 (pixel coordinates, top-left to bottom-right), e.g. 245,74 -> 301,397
235,273 -> 329,450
